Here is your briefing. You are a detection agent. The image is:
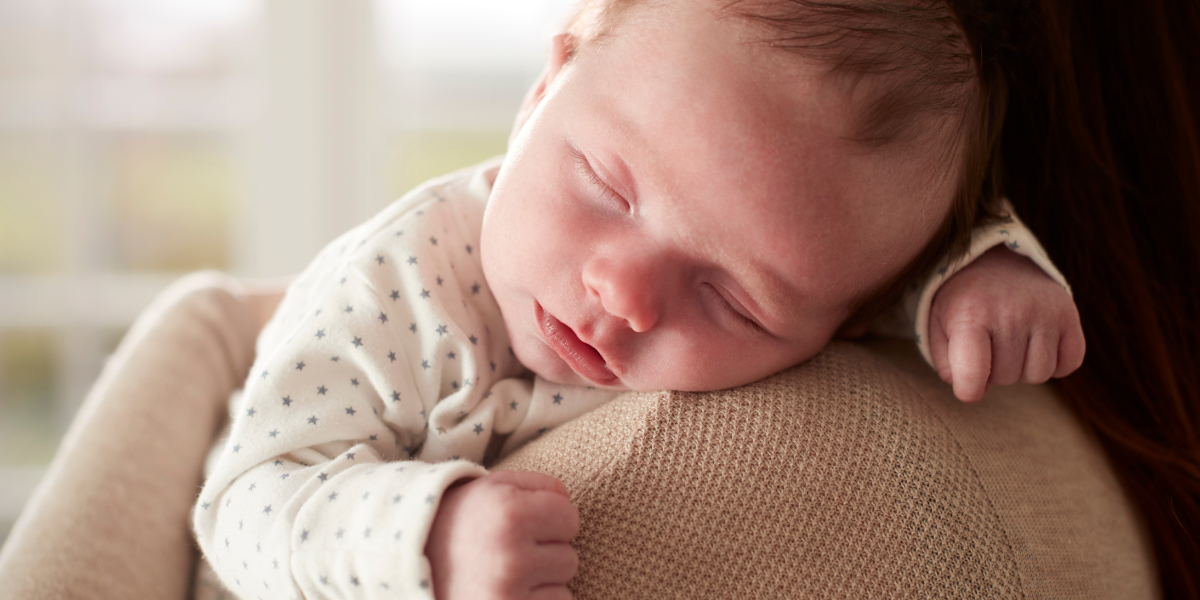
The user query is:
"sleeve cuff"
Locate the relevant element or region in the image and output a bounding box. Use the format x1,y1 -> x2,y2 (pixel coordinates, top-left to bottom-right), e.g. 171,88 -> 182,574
913,198 -> 1072,366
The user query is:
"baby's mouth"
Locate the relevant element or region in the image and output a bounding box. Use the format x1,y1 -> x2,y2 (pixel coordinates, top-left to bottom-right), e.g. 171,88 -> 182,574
534,302 -> 617,386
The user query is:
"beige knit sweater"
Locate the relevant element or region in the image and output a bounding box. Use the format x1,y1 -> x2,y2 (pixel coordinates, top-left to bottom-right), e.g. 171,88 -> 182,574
0,273 -> 1159,599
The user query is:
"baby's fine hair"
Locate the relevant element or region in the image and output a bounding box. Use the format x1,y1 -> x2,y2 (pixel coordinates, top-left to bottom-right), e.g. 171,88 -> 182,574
565,0 -> 1008,327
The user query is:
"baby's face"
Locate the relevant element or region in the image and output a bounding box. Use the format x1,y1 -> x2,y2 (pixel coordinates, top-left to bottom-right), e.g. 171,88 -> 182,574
481,0 -> 959,392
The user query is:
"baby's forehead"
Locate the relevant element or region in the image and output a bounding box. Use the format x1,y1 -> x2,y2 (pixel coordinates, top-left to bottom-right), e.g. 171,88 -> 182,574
574,0 -> 975,150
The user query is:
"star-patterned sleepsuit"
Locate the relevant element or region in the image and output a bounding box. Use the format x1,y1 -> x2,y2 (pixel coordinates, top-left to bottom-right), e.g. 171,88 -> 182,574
193,156 -> 1068,600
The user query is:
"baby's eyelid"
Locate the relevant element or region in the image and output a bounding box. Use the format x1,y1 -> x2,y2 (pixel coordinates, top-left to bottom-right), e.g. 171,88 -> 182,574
704,283 -> 768,336
571,148 -> 632,212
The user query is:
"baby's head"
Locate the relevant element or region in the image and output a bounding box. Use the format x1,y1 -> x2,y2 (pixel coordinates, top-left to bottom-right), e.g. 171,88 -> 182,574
480,0 -> 1002,391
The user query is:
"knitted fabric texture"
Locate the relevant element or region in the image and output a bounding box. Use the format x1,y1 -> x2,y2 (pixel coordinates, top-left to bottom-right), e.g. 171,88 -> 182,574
498,340 -> 1157,600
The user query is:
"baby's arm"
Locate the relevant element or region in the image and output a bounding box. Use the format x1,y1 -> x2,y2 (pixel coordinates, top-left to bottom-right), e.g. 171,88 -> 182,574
194,175 -> 613,600
917,200 -> 1084,402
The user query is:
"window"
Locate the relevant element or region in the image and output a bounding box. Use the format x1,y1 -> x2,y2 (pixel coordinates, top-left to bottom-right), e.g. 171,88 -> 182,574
0,0 -> 574,543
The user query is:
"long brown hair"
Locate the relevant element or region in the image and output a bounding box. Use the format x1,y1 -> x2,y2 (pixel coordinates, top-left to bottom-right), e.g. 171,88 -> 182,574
976,0 -> 1200,595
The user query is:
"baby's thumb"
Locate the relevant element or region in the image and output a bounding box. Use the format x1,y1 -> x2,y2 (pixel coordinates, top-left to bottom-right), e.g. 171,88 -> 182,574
948,322 -> 992,402
928,316 -> 953,383
486,470 -> 571,498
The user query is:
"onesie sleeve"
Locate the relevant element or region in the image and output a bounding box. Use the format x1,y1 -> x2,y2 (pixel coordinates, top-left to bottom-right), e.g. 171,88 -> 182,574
874,199 -> 1071,366
190,166 -> 619,600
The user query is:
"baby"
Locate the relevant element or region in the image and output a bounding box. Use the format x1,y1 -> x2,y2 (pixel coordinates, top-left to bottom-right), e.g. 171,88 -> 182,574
194,1 -> 1084,599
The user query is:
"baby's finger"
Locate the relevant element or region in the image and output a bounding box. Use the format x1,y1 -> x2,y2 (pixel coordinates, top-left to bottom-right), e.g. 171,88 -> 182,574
928,316 -> 953,384
489,470 -> 571,497
520,490 -> 580,543
529,586 -> 574,600
926,316 -> 955,381
948,322 -> 991,402
527,542 -> 580,587
1054,324 -> 1087,378
989,328 -> 1027,387
1022,329 -> 1058,384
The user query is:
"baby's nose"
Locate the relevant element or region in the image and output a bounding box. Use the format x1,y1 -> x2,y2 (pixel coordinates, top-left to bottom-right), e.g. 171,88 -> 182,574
582,255 -> 661,333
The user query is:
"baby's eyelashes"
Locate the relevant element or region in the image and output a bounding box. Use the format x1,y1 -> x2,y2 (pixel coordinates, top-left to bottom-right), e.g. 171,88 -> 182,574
569,146 -> 632,213
701,283 -> 767,337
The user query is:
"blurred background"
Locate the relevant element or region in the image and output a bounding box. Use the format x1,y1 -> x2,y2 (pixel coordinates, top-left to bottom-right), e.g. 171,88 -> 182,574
0,0 -> 575,543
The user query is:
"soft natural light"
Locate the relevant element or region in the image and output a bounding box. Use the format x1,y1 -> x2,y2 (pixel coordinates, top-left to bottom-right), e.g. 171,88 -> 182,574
87,0 -> 262,74
0,0 -> 583,546
377,0 -> 575,72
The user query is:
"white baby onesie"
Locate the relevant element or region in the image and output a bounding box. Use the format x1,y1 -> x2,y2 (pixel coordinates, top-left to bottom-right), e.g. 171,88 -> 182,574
193,156 -> 1067,600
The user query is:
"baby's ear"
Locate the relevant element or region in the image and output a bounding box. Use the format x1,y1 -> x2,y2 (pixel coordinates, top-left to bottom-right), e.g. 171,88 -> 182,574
510,33 -> 576,145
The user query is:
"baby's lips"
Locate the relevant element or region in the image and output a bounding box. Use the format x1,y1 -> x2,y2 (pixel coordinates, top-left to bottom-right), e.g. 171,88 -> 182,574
535,302 -> 617,386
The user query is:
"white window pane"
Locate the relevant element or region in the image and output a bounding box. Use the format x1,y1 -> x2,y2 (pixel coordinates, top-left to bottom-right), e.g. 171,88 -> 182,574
84,0 -> 263,76
110,134 -> 237,272
0,329 -> 59,466
389,129 -> 508,199
377,0 -> 575,72
378,0 -> 577,130
0,135 -> 64,274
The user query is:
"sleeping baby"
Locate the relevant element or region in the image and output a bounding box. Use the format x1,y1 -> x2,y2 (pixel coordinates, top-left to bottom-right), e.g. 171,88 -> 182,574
193,0 -> 1085,598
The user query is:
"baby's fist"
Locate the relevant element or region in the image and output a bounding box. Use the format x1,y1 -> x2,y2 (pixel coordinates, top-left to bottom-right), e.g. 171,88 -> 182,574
929,246 -> 1085,402
426,470 -> 580,600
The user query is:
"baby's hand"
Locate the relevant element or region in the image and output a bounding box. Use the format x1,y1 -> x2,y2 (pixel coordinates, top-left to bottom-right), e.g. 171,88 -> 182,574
928,246 -> 1085,402
425,470 -> 580,600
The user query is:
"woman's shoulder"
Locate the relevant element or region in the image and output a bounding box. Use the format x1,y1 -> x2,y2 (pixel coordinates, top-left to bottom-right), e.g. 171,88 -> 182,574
497,339 -> 1159,599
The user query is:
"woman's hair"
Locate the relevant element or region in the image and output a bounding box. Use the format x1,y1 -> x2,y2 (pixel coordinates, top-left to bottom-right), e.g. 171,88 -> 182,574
570,0 -> 1200,595
986,0 -> 1200,596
